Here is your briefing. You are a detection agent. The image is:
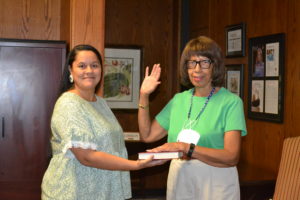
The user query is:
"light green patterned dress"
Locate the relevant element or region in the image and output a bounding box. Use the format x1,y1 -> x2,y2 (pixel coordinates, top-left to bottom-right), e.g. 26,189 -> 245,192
41,92 -> 131,200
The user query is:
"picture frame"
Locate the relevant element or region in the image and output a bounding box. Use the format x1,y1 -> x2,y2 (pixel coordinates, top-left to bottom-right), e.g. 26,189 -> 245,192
248,33 -> 285,123
225,64 -> 244,99
225,23 -> 246,57
103,45 -> 143,109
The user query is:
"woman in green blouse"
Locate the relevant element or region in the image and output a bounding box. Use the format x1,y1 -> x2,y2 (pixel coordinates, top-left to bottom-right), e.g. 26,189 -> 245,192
138,36 -> 247,200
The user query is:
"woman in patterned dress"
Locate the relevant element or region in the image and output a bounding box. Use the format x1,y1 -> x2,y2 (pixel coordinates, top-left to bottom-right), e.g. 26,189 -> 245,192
41,44 -> 166,200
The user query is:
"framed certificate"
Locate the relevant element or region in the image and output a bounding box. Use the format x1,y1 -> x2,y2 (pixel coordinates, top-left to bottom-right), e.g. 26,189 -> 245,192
225,23 -> 246,57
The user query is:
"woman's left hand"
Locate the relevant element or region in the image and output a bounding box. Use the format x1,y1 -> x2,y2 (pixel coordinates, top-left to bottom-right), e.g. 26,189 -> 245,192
146,142 -> 188,153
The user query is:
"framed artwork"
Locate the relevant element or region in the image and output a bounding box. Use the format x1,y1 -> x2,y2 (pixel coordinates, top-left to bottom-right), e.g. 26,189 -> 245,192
104,46 -> 143,109
225,64 -> 244,99
225,23 -> 246,57
248,33 -> 285,123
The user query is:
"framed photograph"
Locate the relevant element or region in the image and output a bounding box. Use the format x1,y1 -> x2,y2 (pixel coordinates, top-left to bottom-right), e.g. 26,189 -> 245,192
248,33 -> 285,122
225,23 -> 246,57
104,46 -> 142,109
225,64 -> 244,99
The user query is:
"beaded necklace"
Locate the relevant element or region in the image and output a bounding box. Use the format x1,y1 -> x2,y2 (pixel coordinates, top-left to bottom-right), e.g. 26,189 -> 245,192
184,87 -> 215,129
178,87 -> 215,144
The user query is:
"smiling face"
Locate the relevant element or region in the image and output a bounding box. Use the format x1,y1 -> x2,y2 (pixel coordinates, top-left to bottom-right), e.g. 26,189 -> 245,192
69,50 -> 102,93
187,55 -> 213,90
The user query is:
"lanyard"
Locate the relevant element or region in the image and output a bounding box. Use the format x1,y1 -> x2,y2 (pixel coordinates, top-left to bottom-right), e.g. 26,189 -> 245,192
187,87 -> 215,121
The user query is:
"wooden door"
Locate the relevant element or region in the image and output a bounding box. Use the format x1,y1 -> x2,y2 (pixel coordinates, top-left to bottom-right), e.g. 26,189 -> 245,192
0,40 -> 66,200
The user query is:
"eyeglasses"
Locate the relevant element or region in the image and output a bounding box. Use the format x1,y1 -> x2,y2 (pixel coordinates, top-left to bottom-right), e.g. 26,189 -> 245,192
186,59 -> 212,69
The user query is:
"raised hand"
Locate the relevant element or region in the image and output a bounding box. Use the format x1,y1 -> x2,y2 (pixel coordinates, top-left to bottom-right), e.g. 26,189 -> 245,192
140,64 -> 161,96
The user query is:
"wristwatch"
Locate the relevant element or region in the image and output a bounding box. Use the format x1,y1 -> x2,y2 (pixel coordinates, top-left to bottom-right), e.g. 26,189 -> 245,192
187,143 -> 195,158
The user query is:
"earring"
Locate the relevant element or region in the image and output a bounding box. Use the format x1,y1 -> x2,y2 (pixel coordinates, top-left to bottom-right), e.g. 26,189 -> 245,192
69,74 -> 74,83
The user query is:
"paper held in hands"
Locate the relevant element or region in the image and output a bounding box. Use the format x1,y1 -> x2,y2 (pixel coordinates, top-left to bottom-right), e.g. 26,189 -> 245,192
138,151 -> 183,160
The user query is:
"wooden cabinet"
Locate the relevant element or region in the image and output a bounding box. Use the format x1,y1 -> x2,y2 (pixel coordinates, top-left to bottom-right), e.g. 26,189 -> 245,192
0,39 -> 66,200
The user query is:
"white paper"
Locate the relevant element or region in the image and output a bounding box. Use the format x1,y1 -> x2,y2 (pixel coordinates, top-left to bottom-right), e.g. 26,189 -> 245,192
227,29 -> 242,52
265,80 -> 279,114
124,132 -> 140,141
266,42 -> 279,77
177,129 -> 200,144
251,80 -> 264,113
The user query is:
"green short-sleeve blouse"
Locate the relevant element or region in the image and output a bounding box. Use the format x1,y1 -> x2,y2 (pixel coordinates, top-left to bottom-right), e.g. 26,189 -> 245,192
156,87 -> 247,149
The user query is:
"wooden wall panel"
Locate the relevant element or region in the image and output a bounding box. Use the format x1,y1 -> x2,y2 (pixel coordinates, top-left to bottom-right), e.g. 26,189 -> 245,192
0,0 -> 61,40
0,0 -> 105,60
190,0 -> 300,182
285,0 -> 300,139
69,0 -> 105,52
68,0 -> 105,96
105,0 -> 179,132
189,0 -> 210,38
60,0 -> 71,44
105,0 -> 180,190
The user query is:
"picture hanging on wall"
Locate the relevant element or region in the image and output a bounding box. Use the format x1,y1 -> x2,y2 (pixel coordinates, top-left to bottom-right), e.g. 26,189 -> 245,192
225,23 -> 246,57
248,33 -> 285,123
104,45 -> 143,109
225,64 -> 244,100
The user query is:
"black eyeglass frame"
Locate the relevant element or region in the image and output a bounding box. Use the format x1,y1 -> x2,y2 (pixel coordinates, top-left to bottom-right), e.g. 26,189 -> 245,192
186,59 -> 212,69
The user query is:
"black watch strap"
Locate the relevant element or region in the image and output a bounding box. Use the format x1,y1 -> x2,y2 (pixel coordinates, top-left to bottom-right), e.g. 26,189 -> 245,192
187,143 -> 195,158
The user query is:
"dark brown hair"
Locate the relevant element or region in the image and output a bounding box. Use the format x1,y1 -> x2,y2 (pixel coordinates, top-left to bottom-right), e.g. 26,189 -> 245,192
180,36 -> 225,88
59,44 -> 103,96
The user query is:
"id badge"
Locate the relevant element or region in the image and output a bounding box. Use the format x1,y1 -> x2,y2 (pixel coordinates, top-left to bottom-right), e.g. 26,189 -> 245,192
177,129 -> 200,144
